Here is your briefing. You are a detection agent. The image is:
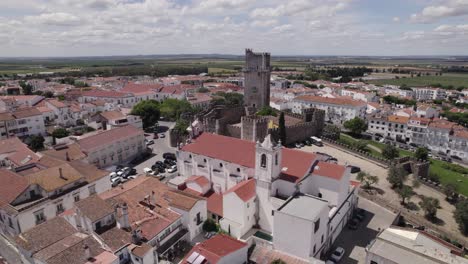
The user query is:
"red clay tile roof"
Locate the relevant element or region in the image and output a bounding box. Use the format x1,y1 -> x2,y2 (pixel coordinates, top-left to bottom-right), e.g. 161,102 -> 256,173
0,137 -> 39,166
206,192 -> 223,217
295,95 -> 366,107
0,169 -> 29,204
181,133 -> 318,183
82,90 -> 131,98
77,125 -> 143,152
182,234 -> 247,264
186,175 -> 210,189
312,161 -> 346,181
387,115 -> 409,124
99,110 -> 125,121
181,133 -> 256,168
121,82 -> 162,95
225,179 -> 256,202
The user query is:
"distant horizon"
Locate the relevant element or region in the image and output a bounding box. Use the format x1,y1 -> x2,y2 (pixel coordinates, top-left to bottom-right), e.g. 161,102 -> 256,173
1,53 -> 468,60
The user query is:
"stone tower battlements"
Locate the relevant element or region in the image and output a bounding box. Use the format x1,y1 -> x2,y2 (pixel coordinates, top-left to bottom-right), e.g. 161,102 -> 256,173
241,115 -> 268,142
243,49 -> 271,111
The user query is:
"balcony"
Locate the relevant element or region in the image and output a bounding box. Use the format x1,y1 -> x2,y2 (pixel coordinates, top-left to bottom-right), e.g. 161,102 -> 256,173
156,228 -> 188,255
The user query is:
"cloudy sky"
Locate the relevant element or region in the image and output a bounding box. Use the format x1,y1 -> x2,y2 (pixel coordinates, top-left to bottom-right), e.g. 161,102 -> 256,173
1,0 -> 468,57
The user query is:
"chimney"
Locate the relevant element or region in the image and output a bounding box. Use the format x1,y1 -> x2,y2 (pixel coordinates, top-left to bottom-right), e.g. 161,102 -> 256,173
150,191 -> 156,206
83,244 -> 91,260
118,203 -> 130,230
131,228 -> 142,244
65,151 -> 70,161
59,168 -> 67,180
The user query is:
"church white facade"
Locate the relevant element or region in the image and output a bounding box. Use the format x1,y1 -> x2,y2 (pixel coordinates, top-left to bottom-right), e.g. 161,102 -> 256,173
177,132 -> 359,261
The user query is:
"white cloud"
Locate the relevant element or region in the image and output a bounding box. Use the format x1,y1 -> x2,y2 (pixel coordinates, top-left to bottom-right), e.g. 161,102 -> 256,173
410,0 -> 468,23
393,16 -> 400,22
251,19 -> 278,27
250,0 -> 349,18
25,12 -> 82,26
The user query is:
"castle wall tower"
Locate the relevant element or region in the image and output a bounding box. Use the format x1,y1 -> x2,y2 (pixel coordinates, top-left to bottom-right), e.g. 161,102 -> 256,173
241,116 -> 268,142
243,49 -> 271,111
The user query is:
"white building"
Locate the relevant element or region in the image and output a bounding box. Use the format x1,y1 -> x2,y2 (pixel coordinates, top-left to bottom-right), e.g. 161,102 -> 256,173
77,125 -> 145,168
292,95 -> 366,125
0,107 -> 46,139
0,160 -> 111,237
413,87 -> 446,101
79,90 -> 137,108
177,133 -> 358,261
340,89 -> 377,102
366,226 -> 468,264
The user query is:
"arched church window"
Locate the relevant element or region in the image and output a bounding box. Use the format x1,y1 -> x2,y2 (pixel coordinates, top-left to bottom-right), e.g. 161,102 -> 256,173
261,154 -> 267,168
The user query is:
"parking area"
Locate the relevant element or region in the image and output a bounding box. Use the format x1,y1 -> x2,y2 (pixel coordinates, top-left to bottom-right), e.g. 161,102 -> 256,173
330,198 -> 397,264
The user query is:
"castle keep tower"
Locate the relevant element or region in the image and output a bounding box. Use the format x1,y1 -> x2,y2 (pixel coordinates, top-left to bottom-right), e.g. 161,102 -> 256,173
243,49 -> 271,111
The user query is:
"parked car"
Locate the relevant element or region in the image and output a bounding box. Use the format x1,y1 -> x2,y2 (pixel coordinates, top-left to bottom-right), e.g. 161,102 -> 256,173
348,218 -> 359,230
330,247 -> 345,263
111,177 -> 122,187
153,133 -> 159,139
145,139 -> 154,146
166,167 -> 177,173
127,175 -> 137,180
143,167 -> 157,176
159,133 -> 166,138
109,172 -> 118,179
304,140 -> 312,146
355,208 -> 366,221
347,165 -> 361,174
129,168 -> 137,175
204,231 -> 217,239
451,155 -> 462,160
163,152 -> 176,160
295,143 -> 302,148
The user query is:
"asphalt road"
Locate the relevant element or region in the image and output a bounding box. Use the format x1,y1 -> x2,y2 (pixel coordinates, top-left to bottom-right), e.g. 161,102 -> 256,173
134,121 -> 179,183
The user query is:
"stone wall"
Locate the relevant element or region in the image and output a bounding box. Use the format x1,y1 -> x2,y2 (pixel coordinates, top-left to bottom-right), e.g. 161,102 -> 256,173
241,116 -> 268,142
226,124 -> 241,139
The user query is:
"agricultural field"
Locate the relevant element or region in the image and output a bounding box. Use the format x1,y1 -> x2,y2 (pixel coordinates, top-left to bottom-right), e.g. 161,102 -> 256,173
368,73 -> 468,88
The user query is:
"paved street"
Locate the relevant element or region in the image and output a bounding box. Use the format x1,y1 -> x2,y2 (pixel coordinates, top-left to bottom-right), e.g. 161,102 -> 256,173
301,143 -> 461,238
0,234 -> 22,264
330,198 -> 397,264
133,121 -> 179,182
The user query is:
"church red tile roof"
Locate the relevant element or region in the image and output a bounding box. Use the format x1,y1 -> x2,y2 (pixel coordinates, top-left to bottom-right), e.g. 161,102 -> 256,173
180,133 -> 318,183
225,179 -> 256,202
0,169 -> 29,204
186,175 -> 210,189
312,161 -> 346,180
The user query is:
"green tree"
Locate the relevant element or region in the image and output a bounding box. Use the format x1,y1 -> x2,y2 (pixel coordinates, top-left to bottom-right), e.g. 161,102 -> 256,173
397,185 -> 414,205
43,91 -> 54,98
130,100 -> 161,128
29,135 -> 45,151
52,128 -> 69,138
419,196 -> 440,220
382,144 -> 399,160
173,119 -> 189,135
443,183 -> 458,202
202,219 -> 218,232
343,117 -> 368,136
356,172 -> 379,189
387,165 -> 408,189
454,200 -> 468,235
353,140 -> 369,152
271,259 -> 287,264
19,81 -> 33,95
159,99 -> 193,121
279,112 -> 286,145
256,106 -> 277,117
415,147 -> 429,161
197,87 -> 209,93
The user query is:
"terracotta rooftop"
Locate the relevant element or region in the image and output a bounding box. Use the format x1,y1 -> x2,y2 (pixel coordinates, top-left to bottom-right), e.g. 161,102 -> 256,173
250,245 -> 309,264
77,125 -> 143,152
186,175 -> 210,189
99,110 -> 126,121
206,191 -> 223,217
164,189 -> 205,211
182,234 -> 247,264
26,163 -> 84,192
41,143 -> 86,162
75,195 -> 115,222
294,95 -> 366,107
388,115 -> 409,124
181,133 -> 319,183
312,161 -> 346,181
0,137 -> 39,167
98,227 -> 132,252
15,217 -> 77,254
99,177 -> 181,241
82,90 -> 131,98
0,169 -> 29,204
225,179 -> 256,202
